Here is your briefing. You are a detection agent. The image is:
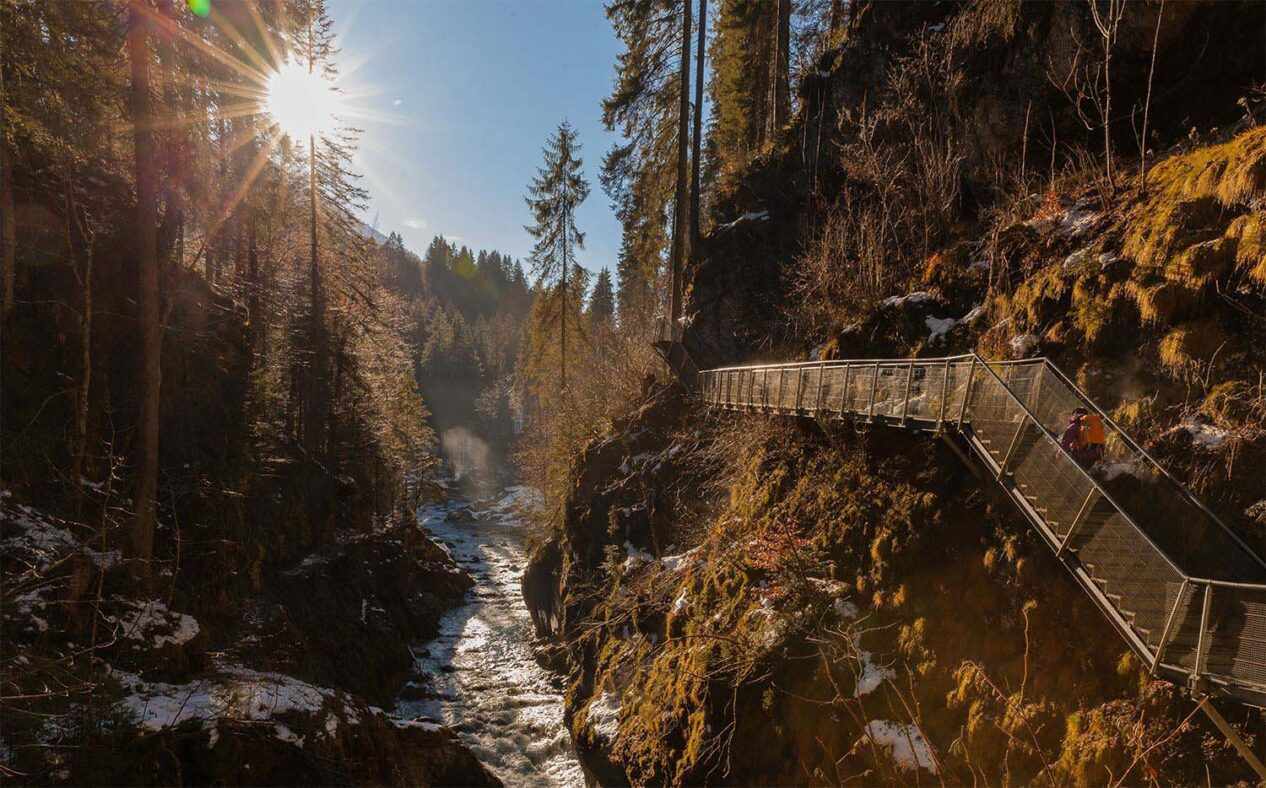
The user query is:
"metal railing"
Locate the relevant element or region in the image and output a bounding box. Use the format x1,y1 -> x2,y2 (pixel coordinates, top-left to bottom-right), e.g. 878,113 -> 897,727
699,353 -> 1266,707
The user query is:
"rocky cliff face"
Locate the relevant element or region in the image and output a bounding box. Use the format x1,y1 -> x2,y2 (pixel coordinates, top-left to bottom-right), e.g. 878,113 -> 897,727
523,2 -> 1266,783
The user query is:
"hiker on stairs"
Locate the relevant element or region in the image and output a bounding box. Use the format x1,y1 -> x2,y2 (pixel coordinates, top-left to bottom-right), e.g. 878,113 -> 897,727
1060,406 -> 1106,467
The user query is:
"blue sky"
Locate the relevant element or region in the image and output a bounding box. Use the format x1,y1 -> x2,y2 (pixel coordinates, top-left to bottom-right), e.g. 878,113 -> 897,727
326,0 -> 624,274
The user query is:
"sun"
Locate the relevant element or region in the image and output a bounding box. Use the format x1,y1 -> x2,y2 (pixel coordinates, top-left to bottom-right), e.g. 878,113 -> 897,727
264,61 -> 343,141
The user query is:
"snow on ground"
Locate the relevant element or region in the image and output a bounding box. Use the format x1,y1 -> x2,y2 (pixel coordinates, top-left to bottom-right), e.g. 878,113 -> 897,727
924,316 -> 958,344
586,692 -> 621,743
107,599 -> 200,649
1178,421 -> 1231,450
480,486 -> 545,522
113,664 -> 344,743
881,291 -> 935,309
863,720 -> 938,773
660,545 -> 700,572
1100,458 -> 1151,482
622,542 -> 655,572
718,210 -> 770,231
0,499 -> 82,570
854,652 -> 895,697
1052,203 -> 1099,238
1009,333 -> 1040,357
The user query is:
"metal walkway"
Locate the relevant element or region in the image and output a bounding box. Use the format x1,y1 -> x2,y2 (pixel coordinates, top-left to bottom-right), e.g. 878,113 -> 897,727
699,353 -> 1266,711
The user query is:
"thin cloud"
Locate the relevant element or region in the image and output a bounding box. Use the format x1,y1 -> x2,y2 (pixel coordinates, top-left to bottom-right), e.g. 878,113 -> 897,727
392,98 -> 403,107
403,217 -> 427,229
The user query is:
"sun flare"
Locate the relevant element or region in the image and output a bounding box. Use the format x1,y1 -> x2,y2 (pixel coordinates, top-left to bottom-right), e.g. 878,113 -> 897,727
264,61 -> 342,140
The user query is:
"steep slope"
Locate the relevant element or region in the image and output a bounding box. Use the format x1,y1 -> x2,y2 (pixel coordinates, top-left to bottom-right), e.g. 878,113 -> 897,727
523,1 -> 1266,783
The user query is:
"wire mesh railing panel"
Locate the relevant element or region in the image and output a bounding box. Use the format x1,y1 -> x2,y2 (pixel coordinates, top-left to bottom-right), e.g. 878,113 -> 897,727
1069,508 -> 1189,647
1027,364 -> 1266,582
1007,429 -> 1096,539
1156,581 -> 1201,669
698,355 -> 1266,700
1207,587 -> 1266,689
904,363 -> 942,420
868,365 -> 903,418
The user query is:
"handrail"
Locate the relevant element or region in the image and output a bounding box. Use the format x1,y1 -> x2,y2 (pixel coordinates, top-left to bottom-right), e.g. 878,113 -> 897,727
1039,360 -> 1266,572
698,352 -> 1266,708
966,354 -> 1190,582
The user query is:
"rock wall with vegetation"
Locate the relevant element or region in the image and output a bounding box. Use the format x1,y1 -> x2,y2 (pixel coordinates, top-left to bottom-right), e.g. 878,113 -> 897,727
525,0 -> 1266,784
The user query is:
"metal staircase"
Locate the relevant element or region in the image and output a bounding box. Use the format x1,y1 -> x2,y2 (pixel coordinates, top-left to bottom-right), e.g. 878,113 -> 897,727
698,353 -> 1266,775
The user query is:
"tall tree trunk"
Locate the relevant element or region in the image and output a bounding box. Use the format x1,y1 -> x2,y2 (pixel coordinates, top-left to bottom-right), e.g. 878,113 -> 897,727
771,0 -> 790,133
128,1 -> 162,583
306,130 -> 326,458
668,0 -> 693,338
560,203 -> 567,393
66,180 -> 93,519
689,0 -> 707,252
1,40 -> 14,321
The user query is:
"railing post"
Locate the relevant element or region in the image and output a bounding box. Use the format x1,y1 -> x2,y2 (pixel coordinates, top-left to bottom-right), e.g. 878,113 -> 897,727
900,361 -> 915,424
937,358 -> 950,430
957,357 -> 976,428
1151,579 -> 1189,675
778,367 -> 787,412
998,415 -> 1029,479
1194,582 -> 1214,687
868,362 -> 880,420
814,362 -> 825,415
762,368 -> 769,409
793,367 -> 804,412
1058,489 -> 1098,556
840,363 -> 852,415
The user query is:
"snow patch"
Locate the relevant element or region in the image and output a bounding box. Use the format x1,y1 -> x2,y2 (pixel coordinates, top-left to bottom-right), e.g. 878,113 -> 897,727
107,599 -> 200,649
1009,333 -> 1040,357
113,665 -> 338,736
1180,421 -> 1231,450
1100,459 -> 1150,482
881,291 -> 935,309
622,542 -> 655,572
863,720 -> 938,773
854,652 -> 895,697
718,210 -> 769,231
587,692 -> 621,742
925,316 -> 958,343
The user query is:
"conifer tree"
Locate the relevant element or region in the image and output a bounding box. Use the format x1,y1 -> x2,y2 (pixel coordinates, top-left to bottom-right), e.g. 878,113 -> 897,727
588,268 -> 616,327
525,120 -> 589,392
127,0 -> 162,582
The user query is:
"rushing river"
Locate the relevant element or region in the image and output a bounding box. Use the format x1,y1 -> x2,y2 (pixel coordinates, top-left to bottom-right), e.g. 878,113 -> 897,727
396,487 -> 584,787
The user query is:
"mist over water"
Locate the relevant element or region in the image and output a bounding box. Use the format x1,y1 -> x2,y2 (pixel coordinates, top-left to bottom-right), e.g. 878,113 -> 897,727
441,427 -> 497,490
397,488 -> 583,787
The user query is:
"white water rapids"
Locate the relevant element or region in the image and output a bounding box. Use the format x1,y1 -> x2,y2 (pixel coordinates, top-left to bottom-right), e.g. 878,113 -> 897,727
395,487 -> 585,787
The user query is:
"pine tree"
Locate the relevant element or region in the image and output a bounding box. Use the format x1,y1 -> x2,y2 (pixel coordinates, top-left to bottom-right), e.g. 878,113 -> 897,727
588,267 -> 616,327
524,120 -> 590,392
127,0 -> 162,583
601,0 -> 690,328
